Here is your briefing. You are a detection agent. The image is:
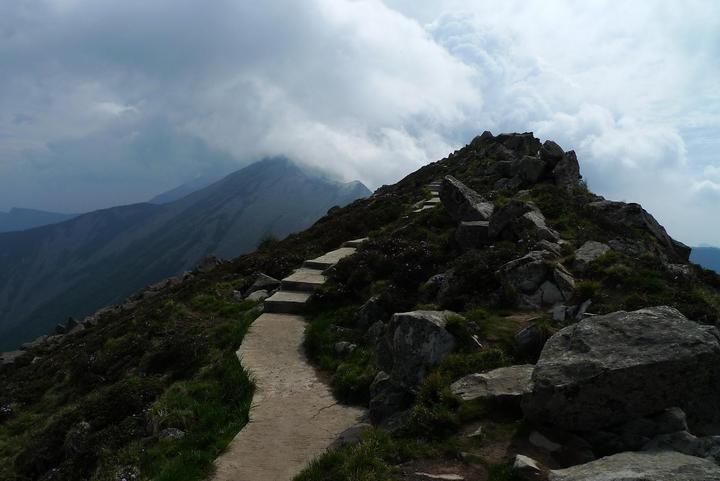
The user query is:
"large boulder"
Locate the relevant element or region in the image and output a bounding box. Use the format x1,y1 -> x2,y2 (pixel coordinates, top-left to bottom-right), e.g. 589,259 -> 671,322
587,200 -> 690,261
517,156 -> 547,184
539,140 -> 565,167
522,306 -> 720,432
354,295 -> 388,330
247,273 -> 281,294
495,132 -> 542,156
572,241 -> 611,271
489,200 -> 560,242
548,450 -> 720,481
451,365 -> 534,403
439,175 -> 494,222
496,251 -> 575,308
380,311 -> 458,387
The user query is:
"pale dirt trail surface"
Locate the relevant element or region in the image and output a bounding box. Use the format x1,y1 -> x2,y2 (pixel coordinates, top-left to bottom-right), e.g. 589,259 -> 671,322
211,240 -> 369,481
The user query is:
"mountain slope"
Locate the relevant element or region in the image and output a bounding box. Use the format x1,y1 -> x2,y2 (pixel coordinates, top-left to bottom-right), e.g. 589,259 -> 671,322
691,246 -> 720,273
0,207 -> 79,233
148,174 -> 226,204
0,157 -> 370,350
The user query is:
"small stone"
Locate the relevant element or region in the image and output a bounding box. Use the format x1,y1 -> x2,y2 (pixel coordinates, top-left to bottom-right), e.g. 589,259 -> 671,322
159,428 -> 185,440
450,365 -> 534,403
513,454 -> 544,481
245,289 -> 270,302
334,341 -> 357,355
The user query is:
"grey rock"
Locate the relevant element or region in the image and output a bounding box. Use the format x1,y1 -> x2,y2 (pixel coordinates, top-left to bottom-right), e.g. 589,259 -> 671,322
517,156 -> 547,184
538,281 -> 564,305
247,273 -> 281,294
667,263 -> 693,280
587,200 -> 690,262
534,240 -> 563,257
366,320 -> 386,345
552,151 -> 581,191
540,140 -> 565,167
330,423 -> 373,448
159,428 -> 186,440
497,251 -> 573,308
515,324 -> 547,360
55,323 -> 67,335
552,266 -> 575,300
439,175 -> 494,221
196,255 -> 222,273
522,306 -> 720,431
0,350 -> 23,365
495,132 -> 542,156
513,454 -> 544,481
574,299 -> 592,320
369,371 -> 412,424
455,221 -> 489,249
450,364 -> 533,402
643,430 -> 720,464
548,450 -> 720,481
573,241 -> 611,271
232,290 -> 244,301
491,160 -> 517,178
489,200 -> 559,242
355,295 -> 388,330
334,341 -> 357,355
384,310 -> 458,386
245,289 -> 269,302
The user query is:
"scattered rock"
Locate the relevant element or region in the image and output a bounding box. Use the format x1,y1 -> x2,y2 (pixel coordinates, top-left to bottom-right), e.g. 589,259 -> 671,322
572,241 -> 611,271
548,450 -> 720,481
489,200 -> 559,242
534,240 -> 563,257
517,156 -> 547,184
355,296 -> 388,330
365,321 -> 386,345
159,428 -> 186,441
496,251 -> 574,308
245,289 -> 269,302
643,430 -> 720,464
247,273 -> 281,295
513,454 -> 544,481
369,371 -> 412,424
334,341 -> 357,355
522,306 -> 720,431
439,175 -> 494,222
515,324 -> 547,360
450,364 -> 533,403
455,221 -> 489,249
380,311 -> 458,387
330,423 -> 372,448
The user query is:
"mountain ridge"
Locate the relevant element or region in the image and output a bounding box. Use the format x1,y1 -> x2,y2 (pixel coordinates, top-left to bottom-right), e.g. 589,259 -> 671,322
0,157 -> 370,350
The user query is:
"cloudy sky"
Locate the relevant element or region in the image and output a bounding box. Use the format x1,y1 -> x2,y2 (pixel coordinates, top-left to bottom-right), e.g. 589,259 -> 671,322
1,0 -> 718,245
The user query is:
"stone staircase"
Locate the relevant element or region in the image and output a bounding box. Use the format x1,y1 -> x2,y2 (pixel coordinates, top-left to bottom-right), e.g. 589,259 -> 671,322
264,239 -> 368,314
412,180 -> 442,213
211,237 -> 369,481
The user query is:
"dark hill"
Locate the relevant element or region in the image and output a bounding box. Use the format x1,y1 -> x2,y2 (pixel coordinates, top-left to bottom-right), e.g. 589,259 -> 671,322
0,157 -> 370,350
0,207 -> 79,233
691,246 -> 720,274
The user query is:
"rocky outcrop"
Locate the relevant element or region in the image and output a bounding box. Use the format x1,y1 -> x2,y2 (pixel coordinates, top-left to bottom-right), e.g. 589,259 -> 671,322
372,310 -> 458,424
522,306 -> 720,431
378,311 -> 457,387
451,365 -> 533,403
247,273 -> 281,295
587,200 -> 690,261
572,241 -> 611,271
440,176 -> 494,221
496,251 -> 575,308
513,454 -> 544,481
548,450 -> 720,481
455,221 -> 489,249
552,151 -> 581,191
489,200 -> 560,242
354,296 -> 388,330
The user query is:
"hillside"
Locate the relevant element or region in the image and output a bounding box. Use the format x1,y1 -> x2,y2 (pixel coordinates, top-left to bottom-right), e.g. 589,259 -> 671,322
0,208 -> 78,233
1,132 -> 719,481
0,157 -> 370,351
691,246 -> 720,273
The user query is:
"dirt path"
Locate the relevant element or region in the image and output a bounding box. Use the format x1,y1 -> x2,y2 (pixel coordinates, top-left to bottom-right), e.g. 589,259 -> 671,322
211,242 -> 368,481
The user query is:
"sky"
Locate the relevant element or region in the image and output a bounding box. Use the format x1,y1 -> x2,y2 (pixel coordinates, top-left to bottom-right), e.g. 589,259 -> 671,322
0,0 -> 718,245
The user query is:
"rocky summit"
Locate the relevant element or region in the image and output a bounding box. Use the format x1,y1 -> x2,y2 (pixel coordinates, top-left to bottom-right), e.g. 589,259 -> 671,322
1,131 -> 719,481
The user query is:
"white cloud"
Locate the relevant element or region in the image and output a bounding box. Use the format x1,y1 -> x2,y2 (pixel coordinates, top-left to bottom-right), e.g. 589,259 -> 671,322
0,0 -> 718,245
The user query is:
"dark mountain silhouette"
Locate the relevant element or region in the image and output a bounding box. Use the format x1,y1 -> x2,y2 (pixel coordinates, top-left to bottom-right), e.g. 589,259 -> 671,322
0,157 -> 370,350
0,207 -> 79,233
691,246 -> 720,273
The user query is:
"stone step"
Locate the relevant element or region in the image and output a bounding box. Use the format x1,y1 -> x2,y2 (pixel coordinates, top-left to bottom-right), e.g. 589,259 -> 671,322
303,247 -> 357,270
413,205 -> 435,213
281,268 -> 326,292
342,237 -> 368,248
424,197 -> 441,205
264,290 -> 312,314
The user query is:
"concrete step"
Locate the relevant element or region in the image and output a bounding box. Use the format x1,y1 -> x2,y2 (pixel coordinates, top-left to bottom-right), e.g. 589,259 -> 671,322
413,205 -> 435,213
342,237 -> 368,248
303,247 -> 357,270
281,268 -> 326,292
424,197 -> 441,205
264,290 -> 312,314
